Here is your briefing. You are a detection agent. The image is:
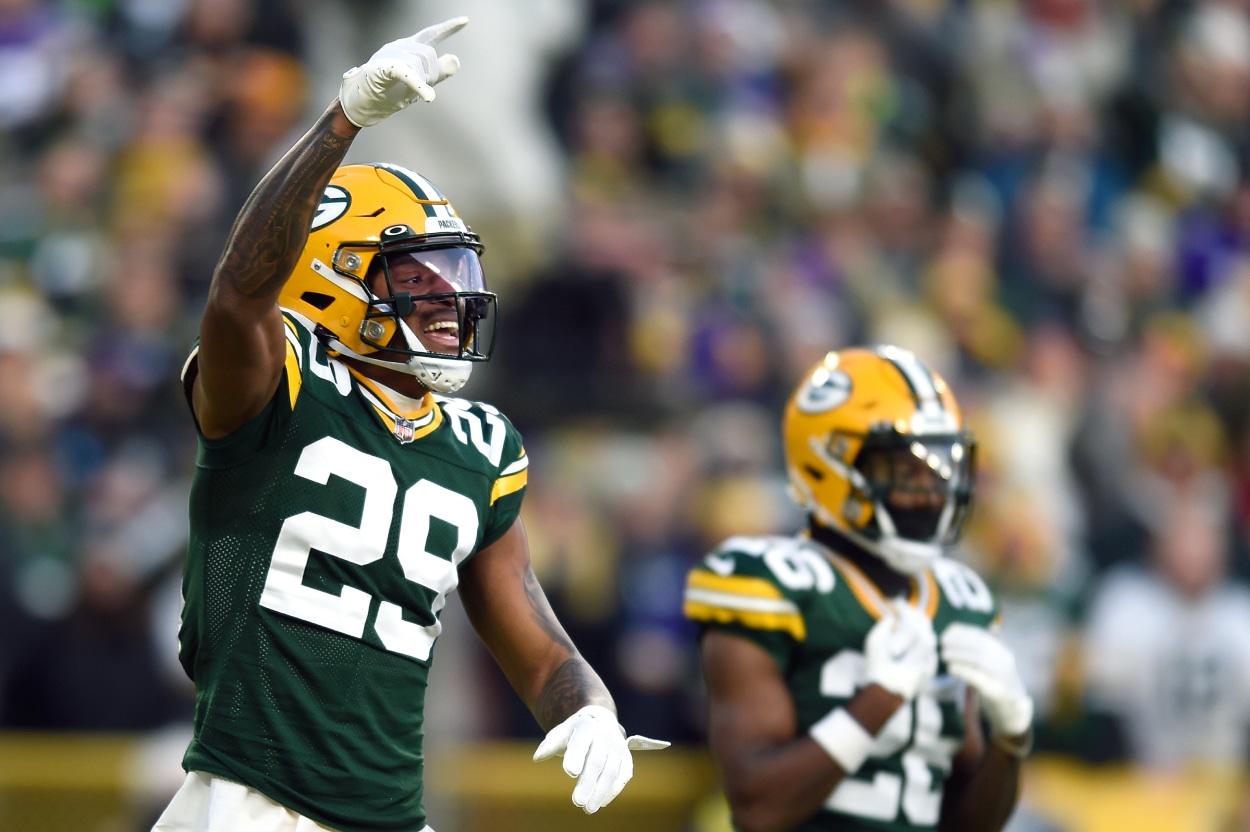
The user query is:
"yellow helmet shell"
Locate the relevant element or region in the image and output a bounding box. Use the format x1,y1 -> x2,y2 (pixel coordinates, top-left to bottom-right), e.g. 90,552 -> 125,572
783,346 -> 965,535
280,163 -> 481,357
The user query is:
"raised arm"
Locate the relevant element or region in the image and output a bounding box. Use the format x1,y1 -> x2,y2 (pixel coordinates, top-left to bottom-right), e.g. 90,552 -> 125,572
191,17 -> 469,437
459,518 -> 666,814
193,104 -> 359,438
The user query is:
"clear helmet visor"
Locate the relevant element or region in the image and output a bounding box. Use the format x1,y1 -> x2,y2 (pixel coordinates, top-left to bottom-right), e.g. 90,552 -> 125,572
388,247 -> 487,294
367,247 -> 498,360
854,432 -> 975,544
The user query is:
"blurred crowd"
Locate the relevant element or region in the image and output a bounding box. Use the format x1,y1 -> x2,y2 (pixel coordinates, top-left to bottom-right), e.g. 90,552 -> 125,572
3,0 -> 1250,820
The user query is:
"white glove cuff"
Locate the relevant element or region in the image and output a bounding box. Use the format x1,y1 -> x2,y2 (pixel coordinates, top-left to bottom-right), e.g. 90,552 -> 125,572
989,694 -> 1035,738
991,727 -> 1034,758
809,708 -> 873,774
573,704 -> 626,734
338,68 -> 369,128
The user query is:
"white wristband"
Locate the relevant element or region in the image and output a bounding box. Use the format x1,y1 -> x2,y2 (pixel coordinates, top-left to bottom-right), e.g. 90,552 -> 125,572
809,708 -> 874,774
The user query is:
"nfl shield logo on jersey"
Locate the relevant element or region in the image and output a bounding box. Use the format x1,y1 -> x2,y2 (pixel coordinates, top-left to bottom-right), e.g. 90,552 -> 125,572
393,418 -> 416,444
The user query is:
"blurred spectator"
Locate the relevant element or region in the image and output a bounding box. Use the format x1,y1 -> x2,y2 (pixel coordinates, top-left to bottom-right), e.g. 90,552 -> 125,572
1083,500 -> 1250,769
0,443 -> 79,619
0,0 -> 85,135
0,439 -> 190,730
1070,313 -> 1210,569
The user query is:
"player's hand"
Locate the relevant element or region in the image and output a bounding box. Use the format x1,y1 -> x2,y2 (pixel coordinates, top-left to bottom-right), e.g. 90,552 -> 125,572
864,603 -> 938,700
940,623 -> 1034,737
338,16 -> 468,127
533,705 -> 670,813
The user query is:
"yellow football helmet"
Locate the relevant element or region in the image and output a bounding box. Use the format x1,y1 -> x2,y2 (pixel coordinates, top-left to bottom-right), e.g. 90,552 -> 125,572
783,346 -> 976,574
279,163 -> 496,393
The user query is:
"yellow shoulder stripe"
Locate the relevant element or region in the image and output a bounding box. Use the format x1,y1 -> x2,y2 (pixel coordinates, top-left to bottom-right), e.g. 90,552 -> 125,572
279,313 -> 304,409
684,600 -> 806,641
490,469 -> 528,505
687,570 -> 784,599
284,338 -> 302,409
684,571 -> 806,640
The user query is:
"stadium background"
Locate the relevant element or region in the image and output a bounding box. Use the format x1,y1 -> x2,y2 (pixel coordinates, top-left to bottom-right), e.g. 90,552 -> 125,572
1,0 -> 1250,829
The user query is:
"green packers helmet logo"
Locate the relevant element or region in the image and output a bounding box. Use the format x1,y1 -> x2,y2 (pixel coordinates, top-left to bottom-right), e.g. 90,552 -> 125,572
796,368 -> 852,413
311,185 -> 351,230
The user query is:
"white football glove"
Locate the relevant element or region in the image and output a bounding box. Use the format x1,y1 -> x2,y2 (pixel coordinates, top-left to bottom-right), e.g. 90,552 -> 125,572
533,705 -> 670,814
864,603 -> 938,701
940,623 -> 1034,737
338,16 -> 468,127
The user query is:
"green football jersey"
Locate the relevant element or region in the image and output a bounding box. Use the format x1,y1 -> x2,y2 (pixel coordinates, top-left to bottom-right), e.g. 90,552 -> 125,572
177,310 -> 528,832
684,534 -> 1000,832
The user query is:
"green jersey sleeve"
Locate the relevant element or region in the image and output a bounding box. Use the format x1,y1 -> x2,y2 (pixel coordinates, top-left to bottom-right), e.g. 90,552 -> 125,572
178,313 -> 308,466
684,535 -> 838,675
435,396 -> 528,549
929,556 -> 1001,634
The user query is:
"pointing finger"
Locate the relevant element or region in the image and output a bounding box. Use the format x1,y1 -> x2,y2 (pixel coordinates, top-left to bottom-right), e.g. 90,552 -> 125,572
416,16 -> 469,45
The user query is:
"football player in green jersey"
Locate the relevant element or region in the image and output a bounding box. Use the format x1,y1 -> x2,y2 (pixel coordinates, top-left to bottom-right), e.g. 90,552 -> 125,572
153,17 -> 665,832
684,347 -> 1033,832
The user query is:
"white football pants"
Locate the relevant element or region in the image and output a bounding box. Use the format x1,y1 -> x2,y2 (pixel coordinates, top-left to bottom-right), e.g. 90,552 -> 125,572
152,771 -> 435,832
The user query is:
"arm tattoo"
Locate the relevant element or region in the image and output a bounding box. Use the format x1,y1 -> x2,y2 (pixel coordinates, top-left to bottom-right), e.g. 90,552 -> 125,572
215,103 -> 356,299
522,563 -> 576,654
522,564 -> 613,728
535,658 -> 602,729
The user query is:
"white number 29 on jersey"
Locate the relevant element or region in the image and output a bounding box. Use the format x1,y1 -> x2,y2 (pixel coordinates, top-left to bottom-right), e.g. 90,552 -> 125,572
258,436 -> 478,661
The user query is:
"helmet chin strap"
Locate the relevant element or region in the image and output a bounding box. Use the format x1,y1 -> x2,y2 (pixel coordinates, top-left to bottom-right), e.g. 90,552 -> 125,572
394,317 -> 473,393
323,333 -> 473,394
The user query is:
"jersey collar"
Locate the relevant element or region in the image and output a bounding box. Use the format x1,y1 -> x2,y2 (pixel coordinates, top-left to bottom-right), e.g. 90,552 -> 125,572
806,533 -> 939,621
348,367 -> 443,444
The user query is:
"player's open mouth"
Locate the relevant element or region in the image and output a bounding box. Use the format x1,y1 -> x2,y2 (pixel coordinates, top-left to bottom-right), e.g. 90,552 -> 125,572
422,320 -> 461,350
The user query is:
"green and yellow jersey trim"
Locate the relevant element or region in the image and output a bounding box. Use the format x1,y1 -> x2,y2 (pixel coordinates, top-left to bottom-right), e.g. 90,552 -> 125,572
820,548 -> 940,621
281,313 -> 303,408
491,453 -> 528,505
179,314 -> 305,412
348,368 -> 443,442
821,550 -> 889,620
912,571 -> 940,619
684,570 -> 806,641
